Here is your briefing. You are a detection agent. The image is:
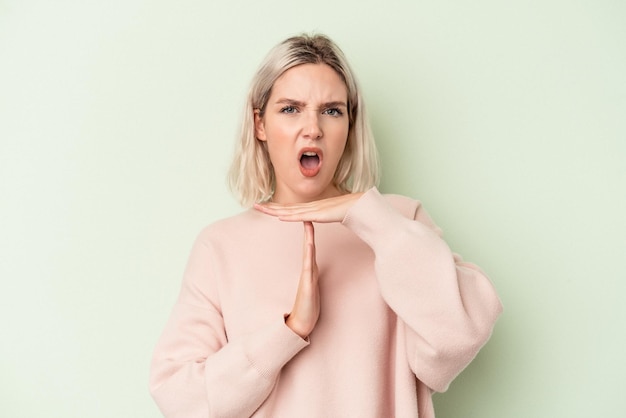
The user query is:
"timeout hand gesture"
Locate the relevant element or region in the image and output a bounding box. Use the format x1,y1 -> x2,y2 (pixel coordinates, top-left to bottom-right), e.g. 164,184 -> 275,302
254,193 -> 363,339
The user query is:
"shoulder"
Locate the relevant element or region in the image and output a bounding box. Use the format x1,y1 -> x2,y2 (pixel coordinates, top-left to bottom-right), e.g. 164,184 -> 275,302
195,209 -> 260,244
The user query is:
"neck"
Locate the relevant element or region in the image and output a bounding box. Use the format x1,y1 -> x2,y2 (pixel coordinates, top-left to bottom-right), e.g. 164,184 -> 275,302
271,185 -> 343,204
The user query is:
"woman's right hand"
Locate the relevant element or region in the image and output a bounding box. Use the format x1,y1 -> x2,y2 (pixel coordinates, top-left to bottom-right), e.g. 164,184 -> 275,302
285,221 -> 320,339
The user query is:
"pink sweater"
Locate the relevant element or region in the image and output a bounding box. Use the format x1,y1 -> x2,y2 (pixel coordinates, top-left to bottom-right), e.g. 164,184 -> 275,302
149,188 -> 502,417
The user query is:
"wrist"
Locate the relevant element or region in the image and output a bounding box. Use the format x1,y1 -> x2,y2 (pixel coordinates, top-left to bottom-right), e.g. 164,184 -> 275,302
284,314 -> 309,340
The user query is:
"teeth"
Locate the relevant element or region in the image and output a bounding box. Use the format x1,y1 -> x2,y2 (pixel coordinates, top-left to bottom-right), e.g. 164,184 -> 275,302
303,152 -> 318,157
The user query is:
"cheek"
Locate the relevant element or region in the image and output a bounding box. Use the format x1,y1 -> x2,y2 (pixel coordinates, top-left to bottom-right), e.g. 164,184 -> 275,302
334,126 -> 350,155
324,119 -> 349,139
265,133 -> 294,167
266,122 -> 298,146
265,141 -> 289,166
326,132 -> 350,172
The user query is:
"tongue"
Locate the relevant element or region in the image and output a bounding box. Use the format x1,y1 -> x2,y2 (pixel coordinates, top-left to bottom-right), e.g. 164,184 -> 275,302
301,155 -> 319,169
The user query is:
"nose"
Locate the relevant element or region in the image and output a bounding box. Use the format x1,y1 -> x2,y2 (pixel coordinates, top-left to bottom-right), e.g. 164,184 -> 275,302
302,111 -> 323,140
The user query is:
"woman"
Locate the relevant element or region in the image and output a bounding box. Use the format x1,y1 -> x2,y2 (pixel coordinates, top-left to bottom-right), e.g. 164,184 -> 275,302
149,34 -> 502,418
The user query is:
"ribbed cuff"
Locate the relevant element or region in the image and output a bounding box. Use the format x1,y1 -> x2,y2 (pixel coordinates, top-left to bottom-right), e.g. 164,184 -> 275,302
243,316 -> 310,381
343,187 -> 405,246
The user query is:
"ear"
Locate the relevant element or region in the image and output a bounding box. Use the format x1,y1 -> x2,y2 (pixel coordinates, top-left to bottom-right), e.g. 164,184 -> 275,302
254,109 -> 267,141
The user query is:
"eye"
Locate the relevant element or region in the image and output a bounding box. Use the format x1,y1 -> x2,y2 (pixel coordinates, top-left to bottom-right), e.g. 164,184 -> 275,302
280,106 -> 298,114
323,107 -> 343,117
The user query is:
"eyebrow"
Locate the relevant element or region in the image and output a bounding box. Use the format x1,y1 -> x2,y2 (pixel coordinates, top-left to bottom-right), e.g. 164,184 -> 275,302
275,98 -> 348,108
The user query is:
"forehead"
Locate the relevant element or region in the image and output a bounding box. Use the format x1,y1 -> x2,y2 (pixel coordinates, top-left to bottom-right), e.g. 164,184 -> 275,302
270,63 -> 347,101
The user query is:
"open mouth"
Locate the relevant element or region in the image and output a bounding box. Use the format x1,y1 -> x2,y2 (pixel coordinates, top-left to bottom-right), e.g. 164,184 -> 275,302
301,151 -> 320,169
299,149 -> 322,177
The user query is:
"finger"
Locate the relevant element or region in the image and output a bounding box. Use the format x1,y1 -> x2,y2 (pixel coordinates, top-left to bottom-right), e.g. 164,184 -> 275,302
259,200 -> 316,209
281,211 -> 321,222
254,201 -> 312,212
303,222 -> 317,276
257,205 -> 328,223
301,222 -> 313,272
255,203 -> 320,218
304,221 -> 314,241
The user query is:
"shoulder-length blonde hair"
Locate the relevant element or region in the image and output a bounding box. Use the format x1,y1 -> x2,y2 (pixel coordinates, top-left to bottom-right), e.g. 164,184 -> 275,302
228,33 -> 380,206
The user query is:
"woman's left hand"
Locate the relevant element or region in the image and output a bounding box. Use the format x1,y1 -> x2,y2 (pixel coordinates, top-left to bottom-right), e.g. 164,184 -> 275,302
254,192 -> 364,223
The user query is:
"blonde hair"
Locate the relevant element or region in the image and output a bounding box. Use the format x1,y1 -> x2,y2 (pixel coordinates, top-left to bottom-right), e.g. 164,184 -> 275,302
228,34 -> 380,206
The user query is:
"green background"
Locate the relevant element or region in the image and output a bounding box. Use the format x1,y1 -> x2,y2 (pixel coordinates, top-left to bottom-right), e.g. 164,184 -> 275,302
1,0 -> 624,416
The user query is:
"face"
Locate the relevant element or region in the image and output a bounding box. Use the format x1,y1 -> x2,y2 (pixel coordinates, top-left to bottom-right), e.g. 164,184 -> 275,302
255,63 -> 349,204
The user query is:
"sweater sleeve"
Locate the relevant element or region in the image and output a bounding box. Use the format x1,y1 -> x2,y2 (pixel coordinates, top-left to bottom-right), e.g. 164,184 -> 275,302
342,188 -> 503,393
149,229 -> 309,418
